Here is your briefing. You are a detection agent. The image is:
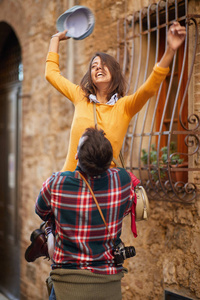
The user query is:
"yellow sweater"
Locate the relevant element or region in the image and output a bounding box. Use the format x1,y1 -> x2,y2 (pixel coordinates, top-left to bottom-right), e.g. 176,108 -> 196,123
46,52 -> 169,172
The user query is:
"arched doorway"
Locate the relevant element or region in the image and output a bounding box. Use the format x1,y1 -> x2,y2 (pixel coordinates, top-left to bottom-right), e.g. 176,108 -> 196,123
0,22 -> 22,300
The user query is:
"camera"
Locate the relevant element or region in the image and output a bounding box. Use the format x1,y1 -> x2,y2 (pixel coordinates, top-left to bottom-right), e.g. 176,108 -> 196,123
113,242 -> 136,266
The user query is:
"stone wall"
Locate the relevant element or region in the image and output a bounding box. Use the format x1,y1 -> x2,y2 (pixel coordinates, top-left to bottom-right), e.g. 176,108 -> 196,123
0,0 -> 199,299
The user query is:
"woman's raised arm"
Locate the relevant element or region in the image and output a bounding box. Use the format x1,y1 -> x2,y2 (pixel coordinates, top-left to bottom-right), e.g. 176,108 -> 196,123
48,29 -> 69,53
45,29 -> 81,101
158,22 -> 186,68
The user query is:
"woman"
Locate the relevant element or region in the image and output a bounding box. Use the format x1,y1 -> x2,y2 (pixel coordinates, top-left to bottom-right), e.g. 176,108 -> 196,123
46,22 -> 186,172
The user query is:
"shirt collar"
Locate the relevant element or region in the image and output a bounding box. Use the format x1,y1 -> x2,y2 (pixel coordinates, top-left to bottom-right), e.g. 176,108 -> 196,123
89,93 -> 118,105
75,165 -> 108,179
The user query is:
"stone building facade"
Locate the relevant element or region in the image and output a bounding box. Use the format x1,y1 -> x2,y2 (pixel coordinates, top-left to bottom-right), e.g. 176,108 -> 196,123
0,0 -> 199,299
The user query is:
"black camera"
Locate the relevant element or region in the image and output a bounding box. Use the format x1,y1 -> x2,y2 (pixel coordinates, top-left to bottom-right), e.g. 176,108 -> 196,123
113,242 -> 136,266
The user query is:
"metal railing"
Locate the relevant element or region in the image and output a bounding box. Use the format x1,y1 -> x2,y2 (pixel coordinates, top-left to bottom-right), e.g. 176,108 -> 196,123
117,0 -> 200,203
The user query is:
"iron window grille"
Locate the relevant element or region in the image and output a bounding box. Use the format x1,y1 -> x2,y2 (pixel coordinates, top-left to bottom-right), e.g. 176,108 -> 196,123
117,0 -> 200,203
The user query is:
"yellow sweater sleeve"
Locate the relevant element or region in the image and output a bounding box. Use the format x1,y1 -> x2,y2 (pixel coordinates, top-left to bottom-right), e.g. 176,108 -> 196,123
45,52 -> 84,104
123,63 -> 170,118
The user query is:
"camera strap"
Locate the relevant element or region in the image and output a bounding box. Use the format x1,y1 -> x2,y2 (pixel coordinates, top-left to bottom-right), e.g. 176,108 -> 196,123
78,171 -> 117,248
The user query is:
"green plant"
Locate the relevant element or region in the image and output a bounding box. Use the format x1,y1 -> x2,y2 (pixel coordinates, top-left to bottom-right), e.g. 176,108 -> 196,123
141,144 -> 157,165
141,142 -> 184,181
160,141 -> 184,165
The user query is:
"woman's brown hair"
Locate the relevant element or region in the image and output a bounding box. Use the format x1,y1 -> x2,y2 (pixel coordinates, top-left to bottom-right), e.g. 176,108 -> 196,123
80,52 -> 126,101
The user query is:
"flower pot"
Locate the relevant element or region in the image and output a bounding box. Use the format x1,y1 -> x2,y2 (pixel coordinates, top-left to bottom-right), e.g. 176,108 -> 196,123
170,162 -> 188,183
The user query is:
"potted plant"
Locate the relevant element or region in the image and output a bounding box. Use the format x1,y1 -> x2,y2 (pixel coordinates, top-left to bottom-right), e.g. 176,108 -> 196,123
141,144 -> 157,166
141,144 -> 166,181
160,141 -> 184,166
141,142 -> 187,182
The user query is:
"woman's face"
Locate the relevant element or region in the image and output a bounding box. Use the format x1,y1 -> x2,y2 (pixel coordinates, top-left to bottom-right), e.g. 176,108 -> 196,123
91,56 -> 112,88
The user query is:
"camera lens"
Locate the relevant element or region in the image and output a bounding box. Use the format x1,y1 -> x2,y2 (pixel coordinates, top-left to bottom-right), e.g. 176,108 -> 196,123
124,246 -> 136,258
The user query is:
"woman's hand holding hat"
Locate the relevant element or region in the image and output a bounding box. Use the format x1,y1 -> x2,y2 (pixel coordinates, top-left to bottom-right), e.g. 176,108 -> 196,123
51,29 -> 70,41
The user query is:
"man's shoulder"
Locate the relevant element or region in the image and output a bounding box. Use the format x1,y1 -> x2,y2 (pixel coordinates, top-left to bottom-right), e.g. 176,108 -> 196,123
49,170 -> 76,181
109,167 -> 129,174
108,167 -> 131,182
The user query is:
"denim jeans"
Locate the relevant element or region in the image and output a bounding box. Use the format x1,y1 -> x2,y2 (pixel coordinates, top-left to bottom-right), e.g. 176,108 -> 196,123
49,286 -> 56,300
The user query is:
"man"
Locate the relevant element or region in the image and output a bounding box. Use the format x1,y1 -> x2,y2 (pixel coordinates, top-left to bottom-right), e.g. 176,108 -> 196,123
28,128 -> 139,300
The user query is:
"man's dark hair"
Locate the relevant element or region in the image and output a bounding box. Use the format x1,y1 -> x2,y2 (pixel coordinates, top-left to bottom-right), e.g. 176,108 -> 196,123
78,128 -> 113,176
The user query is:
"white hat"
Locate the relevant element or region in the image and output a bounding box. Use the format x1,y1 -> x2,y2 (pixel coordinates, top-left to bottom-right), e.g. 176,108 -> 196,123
56,5 -> 95,40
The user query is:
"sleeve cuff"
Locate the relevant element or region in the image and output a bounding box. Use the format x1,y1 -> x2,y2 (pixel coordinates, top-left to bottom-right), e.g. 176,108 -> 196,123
153,63 -> 170,75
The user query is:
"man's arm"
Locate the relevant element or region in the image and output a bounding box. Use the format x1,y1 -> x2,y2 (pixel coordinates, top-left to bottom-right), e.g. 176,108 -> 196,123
35,174 -> 55,221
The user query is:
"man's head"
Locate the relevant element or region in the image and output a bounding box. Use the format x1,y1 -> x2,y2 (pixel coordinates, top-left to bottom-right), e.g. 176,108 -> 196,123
76,127 -> 113,176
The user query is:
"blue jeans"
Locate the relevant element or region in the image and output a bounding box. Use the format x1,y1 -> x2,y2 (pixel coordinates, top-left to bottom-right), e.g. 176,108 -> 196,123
49,286 -> 56,300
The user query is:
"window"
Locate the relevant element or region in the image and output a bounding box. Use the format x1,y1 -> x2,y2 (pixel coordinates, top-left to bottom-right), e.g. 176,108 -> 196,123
117,0 -> 199,202
156,26 -> 188,156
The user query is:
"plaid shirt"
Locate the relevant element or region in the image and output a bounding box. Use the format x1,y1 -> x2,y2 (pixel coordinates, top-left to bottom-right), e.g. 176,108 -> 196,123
35,166 -> 139,275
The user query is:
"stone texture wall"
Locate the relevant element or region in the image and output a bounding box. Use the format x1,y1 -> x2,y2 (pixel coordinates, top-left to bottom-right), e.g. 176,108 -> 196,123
0,0 -> 199,299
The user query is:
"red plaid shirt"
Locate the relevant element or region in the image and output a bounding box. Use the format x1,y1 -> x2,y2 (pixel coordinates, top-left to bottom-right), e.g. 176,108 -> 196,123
35,166 -> 139,274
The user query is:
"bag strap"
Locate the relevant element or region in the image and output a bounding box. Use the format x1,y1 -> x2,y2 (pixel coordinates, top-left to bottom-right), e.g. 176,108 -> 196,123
93,102 -> 125,168
118,151 -> 125,168
93,102 -> 98,129
78,171 -> 116,248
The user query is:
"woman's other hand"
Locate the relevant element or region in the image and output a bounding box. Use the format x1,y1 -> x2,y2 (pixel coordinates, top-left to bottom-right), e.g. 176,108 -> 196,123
167,22 -> 186,51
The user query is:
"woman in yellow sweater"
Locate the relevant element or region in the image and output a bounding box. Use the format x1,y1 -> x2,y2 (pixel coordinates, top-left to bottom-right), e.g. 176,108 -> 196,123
46,22 -> 186,172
